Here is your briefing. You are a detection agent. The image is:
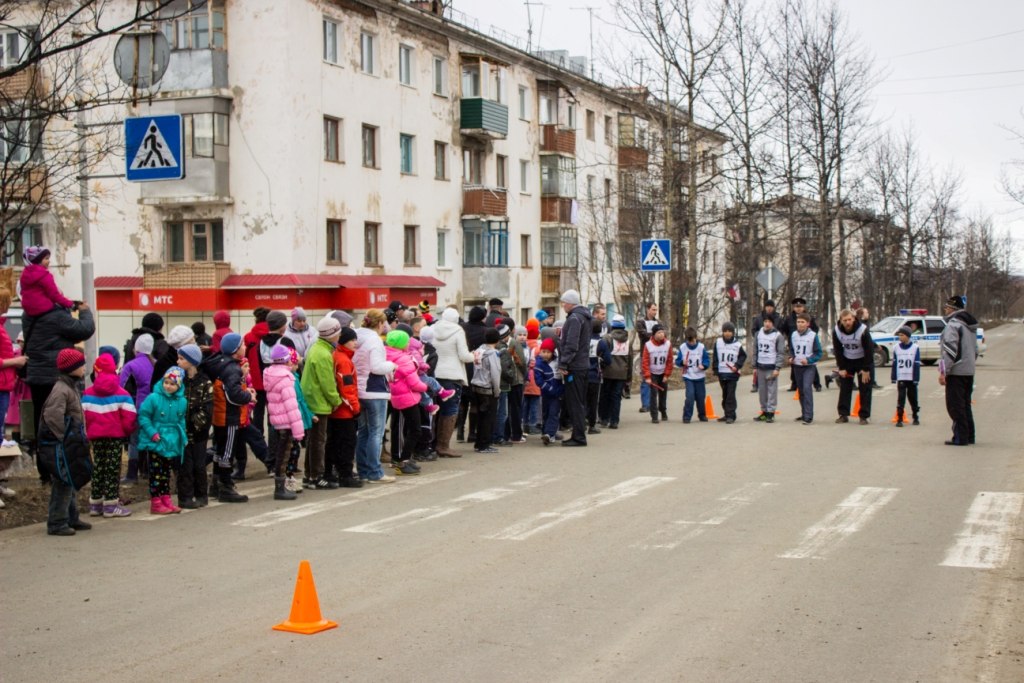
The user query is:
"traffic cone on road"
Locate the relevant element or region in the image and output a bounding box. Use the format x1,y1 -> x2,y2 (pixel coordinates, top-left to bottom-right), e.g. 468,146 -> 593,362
852,394 -> 862,418
793,389 -> 800,401
273,561 -> 338,635
704,395 -> 719,420
891,410 -> 909,424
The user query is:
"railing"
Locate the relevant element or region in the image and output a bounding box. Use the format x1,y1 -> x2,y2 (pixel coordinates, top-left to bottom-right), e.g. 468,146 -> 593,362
462,185 -> 508,216
540,124 -> 576,154
143,261 -> 231,288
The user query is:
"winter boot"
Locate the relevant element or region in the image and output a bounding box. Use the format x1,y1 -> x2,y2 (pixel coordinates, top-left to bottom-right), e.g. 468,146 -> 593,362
208,472 -> 220,498
217,478 -> 249,503
88,498 -> 104,517
230,459 -> 246,481
102,500 -> 132,517
150,496 -> 173,515
436,415 -> 461,458
161,495 -> 181,513
120,459 -> 139,484
274,476 -> 297,501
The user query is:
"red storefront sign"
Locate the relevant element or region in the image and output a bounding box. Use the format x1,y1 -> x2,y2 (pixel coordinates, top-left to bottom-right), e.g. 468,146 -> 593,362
135,289 -> 221,310
225,289 -> 337,310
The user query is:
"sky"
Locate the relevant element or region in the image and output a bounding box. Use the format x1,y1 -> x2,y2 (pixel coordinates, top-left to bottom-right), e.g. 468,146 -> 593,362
462,0 -> 1024,269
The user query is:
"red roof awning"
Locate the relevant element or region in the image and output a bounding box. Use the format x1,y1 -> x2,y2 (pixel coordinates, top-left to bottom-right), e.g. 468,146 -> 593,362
95,276 -> 143,289
220,274 -> 342,289
334,274 -> 446,288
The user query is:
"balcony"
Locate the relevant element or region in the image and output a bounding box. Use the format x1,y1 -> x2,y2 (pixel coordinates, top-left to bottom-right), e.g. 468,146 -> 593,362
460,98 -> 509,139
1,166 -> 48,205
462,185 -> 508,217
155,49 -> 229,94
143,261 -> 230,288
0,64 -> 44,100
462,266 -> 510,299
541,267 -> 579,296
541,197 -> 573,224
617,145 -> 649,170
540,124 -> 576,154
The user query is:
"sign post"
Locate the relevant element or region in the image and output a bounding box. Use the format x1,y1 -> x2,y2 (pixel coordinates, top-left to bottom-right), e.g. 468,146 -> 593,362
124,114 -> 184,182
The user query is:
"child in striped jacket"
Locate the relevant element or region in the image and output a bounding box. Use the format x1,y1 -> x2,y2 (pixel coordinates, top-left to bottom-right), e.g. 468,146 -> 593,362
82,353 -> 137,517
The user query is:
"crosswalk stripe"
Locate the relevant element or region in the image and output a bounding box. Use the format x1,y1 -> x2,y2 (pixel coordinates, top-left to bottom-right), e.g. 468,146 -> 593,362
634,482 -> 778,550
940,492 -> 1024,569
778,486 -> 899,560
486,476 -> 675,541
344,473 -> 561,534
231,470 -> 468,528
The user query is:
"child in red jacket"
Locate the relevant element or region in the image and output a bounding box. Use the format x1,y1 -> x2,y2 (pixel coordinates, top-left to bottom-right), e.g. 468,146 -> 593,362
82,353 -> 137,517
326,327 -> 362,487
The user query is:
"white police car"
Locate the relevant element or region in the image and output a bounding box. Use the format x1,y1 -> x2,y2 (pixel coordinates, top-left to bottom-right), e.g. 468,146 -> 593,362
869,309 -> 985,367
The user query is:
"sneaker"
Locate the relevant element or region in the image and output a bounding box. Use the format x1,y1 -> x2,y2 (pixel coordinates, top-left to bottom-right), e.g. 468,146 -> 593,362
364,474 -> 396,483
70,520 -> 92,531
859,418 -> 869,425
0,484 -> 15,497
315,478 -> 339,490
395,461 -> 421,475
725,418 -> 735,424
88,501 -> 103,517
716,417 -> 728,423
541,434 -> 551,446
660,412 -> 668,421
598,420 -> 609,427
639,407 -> 649,413
103,502 -> 132,517
683,420 -> 691,424
765,415 -> 775,423
912,417 -> 920,426
178,498 -> 200,510
608,423 -> 619,429
286,476 -> 304,493
48,526 -> 75,536
339,477 -> 365,488
835,416 -> 849,424
793,417 -> 805,422
698,417 -> 708,423
426,403 -> 440,416
754,413 -> 767,422
587,426 -> 601,435
474,447 -> 499,454
895,421 -> 904,428
513,437 -> 528,444
438,388 -> 457,402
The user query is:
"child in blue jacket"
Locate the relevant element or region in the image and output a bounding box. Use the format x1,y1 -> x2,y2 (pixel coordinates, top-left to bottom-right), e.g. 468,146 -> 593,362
534,338 -> 563,445
675,327 -> 710,422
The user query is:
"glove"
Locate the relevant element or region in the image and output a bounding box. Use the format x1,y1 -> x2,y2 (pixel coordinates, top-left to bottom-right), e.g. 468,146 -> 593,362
150,433 -> 161,443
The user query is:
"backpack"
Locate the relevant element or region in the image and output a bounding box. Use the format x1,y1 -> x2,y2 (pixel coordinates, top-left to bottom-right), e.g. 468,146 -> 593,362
471,349 -> 494,391
498,347 -> 516,386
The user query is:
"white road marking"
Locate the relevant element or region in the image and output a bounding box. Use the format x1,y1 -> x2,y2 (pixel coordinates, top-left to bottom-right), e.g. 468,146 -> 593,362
940,492 -> 1024,569
486,476 -> 675,541
778,486 -> 899,560
981,385 -> 1006,400
930,388 -> 945,399
633,482 -> 778,550
231,470 -> 468,528
344,473 -> 561,534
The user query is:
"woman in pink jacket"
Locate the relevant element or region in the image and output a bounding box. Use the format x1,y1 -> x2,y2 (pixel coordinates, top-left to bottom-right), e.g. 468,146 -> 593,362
384,330 -> 426,476
263,343 -> 303,500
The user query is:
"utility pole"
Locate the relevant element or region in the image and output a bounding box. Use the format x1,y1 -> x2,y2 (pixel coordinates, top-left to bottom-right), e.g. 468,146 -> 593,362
570,6 -> 597,79
72,32 -> 97,366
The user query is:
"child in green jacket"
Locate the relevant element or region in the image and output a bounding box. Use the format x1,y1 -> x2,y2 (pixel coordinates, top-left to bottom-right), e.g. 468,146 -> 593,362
138,366 -> 188,515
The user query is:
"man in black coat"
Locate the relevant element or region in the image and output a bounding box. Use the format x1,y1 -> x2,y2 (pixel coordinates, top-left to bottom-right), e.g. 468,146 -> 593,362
558,289 -> 593,447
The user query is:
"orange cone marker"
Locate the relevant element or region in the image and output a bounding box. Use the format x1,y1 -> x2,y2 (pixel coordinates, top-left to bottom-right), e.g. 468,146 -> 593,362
273,561 -> 338,635
704,395 -> 719,420
852,394 -> 862,418
793,389 -> 800,401
891,410 -> 909,424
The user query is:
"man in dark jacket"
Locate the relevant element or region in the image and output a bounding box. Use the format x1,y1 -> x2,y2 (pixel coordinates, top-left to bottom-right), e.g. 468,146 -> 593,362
484,298 -> 504,327
123,311 -> 167,364
558,289 -> 593,447
457,306 -> 489,442
939,295 -> 978,446
780,297 -> 822,392
832,308 -> 876,424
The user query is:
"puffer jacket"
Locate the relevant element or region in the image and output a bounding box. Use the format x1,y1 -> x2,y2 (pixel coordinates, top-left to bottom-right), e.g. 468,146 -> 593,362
83,370 -> 137,440
244,322 -> 270,390
523,339 -> 541,396
300,338 -> 341,415
23,307 -> 95,386
433,318 -> 475,384
941,310 -> 979,376
119,354 -> 154,409
385,346 -> 427,410
353,327 -> 394,400
200,352 -> 251,427
137,379 -> 188,461
264,363 -> 306,440
600,328 -> 632,381
0,320 -> 18,392
330,345 -> 361,419
182,368 -> 213,441
19,263 -> 74,316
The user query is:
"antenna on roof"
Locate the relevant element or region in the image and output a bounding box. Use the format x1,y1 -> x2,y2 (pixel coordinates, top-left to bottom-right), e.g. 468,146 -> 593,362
524,1 -> 544,52
570,6 -> 597,79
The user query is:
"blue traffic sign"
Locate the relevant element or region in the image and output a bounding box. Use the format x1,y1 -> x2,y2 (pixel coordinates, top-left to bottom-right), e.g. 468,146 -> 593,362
125,114 -> 183,182
640,239 -> 671,272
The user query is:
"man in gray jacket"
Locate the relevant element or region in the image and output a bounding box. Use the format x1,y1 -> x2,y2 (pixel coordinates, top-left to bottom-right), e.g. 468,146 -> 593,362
558,289 -> 593,447
939,295 -> 978,446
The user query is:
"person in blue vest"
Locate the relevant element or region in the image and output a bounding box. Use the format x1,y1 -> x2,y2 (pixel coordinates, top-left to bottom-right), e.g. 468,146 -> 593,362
890,326 -> 921,427
832,308 -> 876,424
788,313 -> 823,425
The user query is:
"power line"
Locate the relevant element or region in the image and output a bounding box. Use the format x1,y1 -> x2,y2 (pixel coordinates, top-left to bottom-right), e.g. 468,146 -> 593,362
885,67 -> 1024,83
888,27 -> 1024,59
876,80 -> 1024,97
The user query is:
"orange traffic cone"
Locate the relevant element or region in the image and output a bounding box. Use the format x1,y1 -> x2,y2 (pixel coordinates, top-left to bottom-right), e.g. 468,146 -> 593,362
704,395 -> 719,420
851,393 -> 862,418
891,410 -> 909,424
793,389 -> 800,401
273,561 -> 338,635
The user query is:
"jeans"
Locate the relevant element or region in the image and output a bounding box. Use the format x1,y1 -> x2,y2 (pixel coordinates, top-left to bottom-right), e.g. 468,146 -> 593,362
639,380 -> 651,411
0,390 -> 10,435
522,394 -> 540,428
794,365 -> 816,421
600,379 -> 624,425
356,399 -> 387,480
542,395 -> 561,436
492,391 -> 509,443
683,378 -> 707,421
418,375 -> 443,409
437,379 -> 462,417
47,476 -> 79,533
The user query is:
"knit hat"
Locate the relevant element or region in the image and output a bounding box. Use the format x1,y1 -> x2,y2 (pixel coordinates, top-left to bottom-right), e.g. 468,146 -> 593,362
540,337 -> 557,352
468,306 -> 487,323
535,310 -> 549,322
177,343 -> 202,367
220,332 -> 243,355
419,326 -> 435,345
57,348 -> 85,373
339,327 -> 358,346
515,325 -> 527,337
167,324 -> 195,349
442,307 -> 460,324
266,310 -> 288,331
385,330 -> 410,350
141,312 -> 164,332
317,316 -> 342,338
331,309 -> 354,328
945,295 -> 966,310
270,343 -> 292,364
418,300 -> 431,313
539,326 -> 559,341
98,345 -> 121,367
560,289 -> 581,305
611,314 -> 626,329
526,318 -> 540,339
496,324 -> 511,340
134,333 -> 155,356
162,366 -> 185,387
23,245 -> 49,266
722,322 -> 736,334
291,307 -> 307,321
93,353 -> 116,375
394,323 -> 412,338
897,325 -> 913,338
484,328 -> 500,344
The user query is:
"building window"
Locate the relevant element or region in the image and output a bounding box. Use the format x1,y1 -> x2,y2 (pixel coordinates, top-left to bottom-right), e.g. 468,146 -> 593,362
496,155 -> 507,189
166,220 -> 224,263
521,234 -> 531,268
434,141 -> 447,180
518,86 -> 529,120
604,178 -> 612,208
463,220 -> 508,267
437,230 -> 449,268
159,0 -> 226,50
567,103 -> 577,129
605,242 -> 614,271
399,44 -> 413,86
360,32 -> 377,74
323,116 -> 341,162
1,224 -> 42,266
491,67 -> 507,104
0,116 -> 39,164
326,219 -> 344,264
541,226 -> 578,268
541,155 -> 576,197
588,240 -> 597,271
364,222 -> 380,266
519,159 -> 530,193
461,62 -> 481,97
463,148 -> 482,185
432,55 -> 448,95
586,175 -> 594,201
0,29 -> 33,68
586,109 -> 595,140
323,18 -> 339,64
604,115 -> 613,145
361,124 -> 378,168
539,93 -> 556,125
183,113 -> 228,159
400,133 -> 415,175
404,225 -> 419,265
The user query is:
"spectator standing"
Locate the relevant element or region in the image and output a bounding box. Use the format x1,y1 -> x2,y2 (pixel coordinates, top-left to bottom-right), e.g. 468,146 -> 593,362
939,295 -> 978,446
557,289 -> 592,447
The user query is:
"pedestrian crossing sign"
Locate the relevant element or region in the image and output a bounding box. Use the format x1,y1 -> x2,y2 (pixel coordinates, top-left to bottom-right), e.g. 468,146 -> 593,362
640,239 -> 671,272
124,114 -> 184,182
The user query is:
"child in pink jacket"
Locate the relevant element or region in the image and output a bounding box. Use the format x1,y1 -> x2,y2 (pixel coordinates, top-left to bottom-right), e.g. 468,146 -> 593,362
384,330 -> 426,476
263,343 -> 303,500
19,246 -> 75,317
82,353 -> 137,518
407,335 -> 455,417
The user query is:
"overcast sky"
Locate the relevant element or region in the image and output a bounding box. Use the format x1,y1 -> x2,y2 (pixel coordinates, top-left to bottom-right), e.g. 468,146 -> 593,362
463,0 -> 1024,268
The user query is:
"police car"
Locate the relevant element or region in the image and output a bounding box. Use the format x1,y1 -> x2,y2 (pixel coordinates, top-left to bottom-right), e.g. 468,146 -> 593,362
869,308 -> 985,368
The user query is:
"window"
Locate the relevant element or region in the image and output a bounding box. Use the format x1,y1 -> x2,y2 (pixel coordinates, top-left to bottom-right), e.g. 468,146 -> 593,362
159,0 -> 226,50
604,115 -> 613,144
364,222 -> 380,266
323,18 -> 339,64
432,56 -> 448,95
461,62 -> 481,97
437,230 -> 449,268
326,220 -> 344,264
183,113 -> 228,158
462,220 -> 508,267
586,109 -> 595,140
540,156 -> 576,197
588,240 -> 597,270
519,159 -> 530,193
400,133 -> 415,175
0,29 -> 33,68
434,141 -> 447,180
463,148 -> 482,184
567,103 -> 577,129
166,220 -> 224,263
604,178 -> 612,208
403,225 -> 419,265
360,32 -> 377,74
605,242 -> 615,271
541,226 -> 578,267
518,86 -> 529,120
0,116 -> 39,164
399,44 -> 413,86
491,67 -> 506,104
521,234 -> 532,268
1,224 -> 42,266
586,175 -> 594,201
496,155 -> 507,189
361,124 -> 378,168
539,93 -> 556,124
323,117 -> 341,162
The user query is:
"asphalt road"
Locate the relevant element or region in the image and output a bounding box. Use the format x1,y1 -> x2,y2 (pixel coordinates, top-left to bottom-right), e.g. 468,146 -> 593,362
3,325 -> 1023,682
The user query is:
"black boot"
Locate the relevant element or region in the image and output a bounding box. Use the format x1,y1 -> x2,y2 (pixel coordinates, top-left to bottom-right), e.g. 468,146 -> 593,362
231,460 -> 246,481
208,472 -> 220,498
274,476 -> 296,501
218,478 -> 248,503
